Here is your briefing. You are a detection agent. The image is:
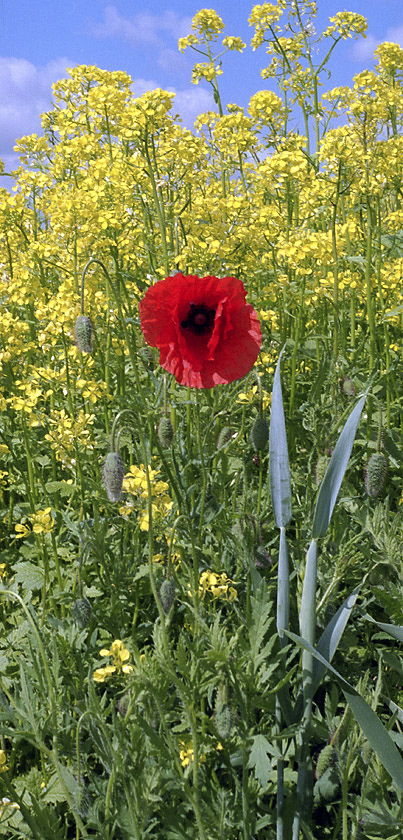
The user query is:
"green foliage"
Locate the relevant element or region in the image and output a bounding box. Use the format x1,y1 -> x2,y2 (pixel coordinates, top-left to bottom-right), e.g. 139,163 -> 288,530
1,1 -> 403,838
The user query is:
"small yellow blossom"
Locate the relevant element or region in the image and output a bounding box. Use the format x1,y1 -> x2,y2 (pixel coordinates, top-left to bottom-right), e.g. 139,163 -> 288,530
30,507 -> 54,535
192,62 -> 223,85
15,522 -> 31,539
194,570 -> 237,602
93,665 -> 117,683
179,741 -> 194,767
222,36 -> 246,52
120,464 -> 174,530
191,9 -> 225,39
323,11 -> 367,40
237,385 -> 270,410
93,639 -> 133,682
179,740 -> 206,767
0,797 -> 20,819
0,750 -> 8,773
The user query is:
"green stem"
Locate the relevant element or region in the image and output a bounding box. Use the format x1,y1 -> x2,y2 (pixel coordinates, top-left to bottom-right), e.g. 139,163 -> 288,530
104,764 -> 116,840
195,394 -> 208,545
293,538 -> 318,838
331,162 -> 342,358
143,130 -> 170,272
276,527 -> 289,840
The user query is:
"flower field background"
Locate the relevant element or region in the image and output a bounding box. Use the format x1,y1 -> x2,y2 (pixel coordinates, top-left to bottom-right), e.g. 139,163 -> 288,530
1,2 -> 403,838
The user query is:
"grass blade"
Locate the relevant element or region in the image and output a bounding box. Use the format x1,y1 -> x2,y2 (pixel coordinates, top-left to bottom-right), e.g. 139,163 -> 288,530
285,630 -> 403,791
277,526 -> 289,639
269,348 -> 292,528
362,613 -> 403,644
312,394 -> 366,538
313,585 -> 361,692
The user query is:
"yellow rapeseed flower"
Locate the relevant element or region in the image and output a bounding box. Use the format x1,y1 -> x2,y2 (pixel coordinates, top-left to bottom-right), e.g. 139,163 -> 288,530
93,639 -> 133,682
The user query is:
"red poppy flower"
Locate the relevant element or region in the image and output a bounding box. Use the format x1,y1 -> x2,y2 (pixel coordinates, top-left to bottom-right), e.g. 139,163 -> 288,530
139,273 -> 262,388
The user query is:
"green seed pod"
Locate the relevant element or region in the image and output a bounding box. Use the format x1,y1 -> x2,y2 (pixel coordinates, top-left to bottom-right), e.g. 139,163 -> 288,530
314,764 -> 340,804
315,454 -> 330,486
340,376 -> 356,397
216,683 -> 228,708
74,315 -> 93,353
117,691 -> 130,716
140,345 -> 155,365
316,744 -> 334,779
71,597 -> 92,628
364,452 -> 388,498
250,417 -> 269,450
216,426 -> 233,449
215,703 -> 233,740
103,451 -> 125,502
74,782 -> 92,818
254,544 -> 271,568
362,740 -> 372,765
159,578 -> 176,613
158,416 -> 174,448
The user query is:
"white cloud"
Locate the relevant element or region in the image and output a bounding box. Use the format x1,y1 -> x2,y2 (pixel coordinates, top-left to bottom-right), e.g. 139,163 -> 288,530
91,5 -> 192,48
351,33 -> 380,62
384,26 -> 403,46
111,75 -> 214,128
158,48 -> 190,77
352,26 -> 403,64
0,57 -> 215,189
0,57 -> 71,155
169,87 -> 214,128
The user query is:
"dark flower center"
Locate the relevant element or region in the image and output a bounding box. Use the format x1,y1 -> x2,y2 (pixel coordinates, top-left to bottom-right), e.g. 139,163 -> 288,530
180,302 -> 216,336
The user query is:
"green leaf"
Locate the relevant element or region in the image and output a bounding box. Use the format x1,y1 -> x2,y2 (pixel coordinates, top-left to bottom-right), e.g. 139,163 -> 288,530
384,305 -> 403,318
247,734 -> 273,789
312,395 -> 366,538
277,526 -> 289,638
313,585 -> 361,693
248,582 -> 272,671
52,762 -> 78,796
13,562 -> 45,593
299,539 -> 317,645
269,348 -> 292,528
384,697 -> 403,725
285,630 -> 403,791
363,613 -> 403,644
45,480 -> 74,497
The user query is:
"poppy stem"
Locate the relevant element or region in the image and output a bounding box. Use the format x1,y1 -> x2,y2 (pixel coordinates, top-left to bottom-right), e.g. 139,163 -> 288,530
195,393 -> 208,545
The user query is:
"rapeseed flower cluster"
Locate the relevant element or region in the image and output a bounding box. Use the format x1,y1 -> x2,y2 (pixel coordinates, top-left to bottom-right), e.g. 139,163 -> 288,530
15,508 -> 55,539
0,5 -> 402,663
197,571 -> 237,602
44,410 -> 95,469
93,639 -> 133,683
179,740 -> 206,768
120,464 -> 174,530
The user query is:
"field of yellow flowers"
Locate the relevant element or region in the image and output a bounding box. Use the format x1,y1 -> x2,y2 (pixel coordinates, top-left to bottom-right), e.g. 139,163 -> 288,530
1,3 -> 403,838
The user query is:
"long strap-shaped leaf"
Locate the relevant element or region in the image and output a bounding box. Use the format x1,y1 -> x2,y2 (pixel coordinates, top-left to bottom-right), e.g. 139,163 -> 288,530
362,613 -> 403,644
294,394 -> 367,838
291,585 -> 361,723
269,347 -> 292,530
313,585 -> 361,692
269,349 -> 292,840
312,394 -> 366,538
286,630 -> 403,792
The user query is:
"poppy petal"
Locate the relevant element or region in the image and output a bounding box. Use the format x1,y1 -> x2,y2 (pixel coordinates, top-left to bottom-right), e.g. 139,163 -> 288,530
139,273 -> 262,388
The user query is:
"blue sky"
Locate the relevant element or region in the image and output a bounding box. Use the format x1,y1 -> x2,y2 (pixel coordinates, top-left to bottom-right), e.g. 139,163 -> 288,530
1,0 -> 403,180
